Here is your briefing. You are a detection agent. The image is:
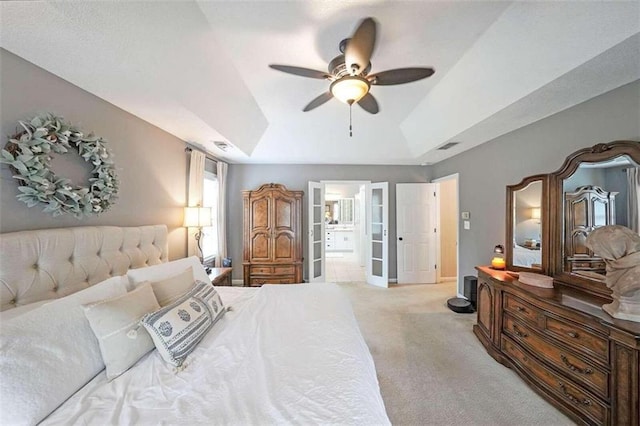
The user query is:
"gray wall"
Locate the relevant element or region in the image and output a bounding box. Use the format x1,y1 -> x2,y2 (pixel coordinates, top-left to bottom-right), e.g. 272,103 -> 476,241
227,165 -> 427,281
0,49 -> 189,259
430,80 -> 640,294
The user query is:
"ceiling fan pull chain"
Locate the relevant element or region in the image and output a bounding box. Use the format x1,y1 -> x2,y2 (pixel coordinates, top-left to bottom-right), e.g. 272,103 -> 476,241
349,102 -> 353,137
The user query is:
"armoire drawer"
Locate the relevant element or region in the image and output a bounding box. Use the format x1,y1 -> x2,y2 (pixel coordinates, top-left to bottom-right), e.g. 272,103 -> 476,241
274,266 -> 295,275
502,336 -> 609,425
251,266 -> 273,275
503,314 -> 609,399
249,275 -> 297,286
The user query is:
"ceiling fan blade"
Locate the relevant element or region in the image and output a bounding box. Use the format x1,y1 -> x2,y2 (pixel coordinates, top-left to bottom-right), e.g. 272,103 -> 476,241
369,67 -> 435,85
269,65 -> 330,80
303,92 -> 334,112
358,93 -> 379,114
345,17 -> 377,76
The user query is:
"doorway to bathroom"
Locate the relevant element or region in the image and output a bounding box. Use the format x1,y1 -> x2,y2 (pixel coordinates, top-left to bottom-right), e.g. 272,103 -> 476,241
323,181 -> 366,283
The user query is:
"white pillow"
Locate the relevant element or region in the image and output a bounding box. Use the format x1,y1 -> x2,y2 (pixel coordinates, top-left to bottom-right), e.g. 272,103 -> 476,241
83,282 -> 160,380
0,276 -> 128,425
127,256 -> 209,289
141,281 -> 226,367
149,267 -> 196,306
0,300 -> 49,321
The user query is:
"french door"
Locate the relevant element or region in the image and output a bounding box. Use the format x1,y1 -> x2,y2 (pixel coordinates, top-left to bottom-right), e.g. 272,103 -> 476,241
307,181 -> 325,282
366,182 -> 389,287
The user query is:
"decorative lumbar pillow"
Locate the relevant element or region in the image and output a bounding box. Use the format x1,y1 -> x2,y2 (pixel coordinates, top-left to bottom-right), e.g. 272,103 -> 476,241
83,282 -> 161,380
141,281 -> 226,367
148,267 -> 196,306
0,276 -> 128,425
127,256 -> 210,290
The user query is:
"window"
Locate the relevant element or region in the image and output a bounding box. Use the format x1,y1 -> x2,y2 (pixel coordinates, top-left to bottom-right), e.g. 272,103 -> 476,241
201,170 -> 218,262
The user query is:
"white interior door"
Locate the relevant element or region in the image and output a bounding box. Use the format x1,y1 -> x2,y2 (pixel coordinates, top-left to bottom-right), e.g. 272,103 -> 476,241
396,183 -> 438,284
367,182 -> 388,287
308,181 -> 325,282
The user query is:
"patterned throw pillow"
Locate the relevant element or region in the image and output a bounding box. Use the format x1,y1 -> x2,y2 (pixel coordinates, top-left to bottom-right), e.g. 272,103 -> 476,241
141,281 -> 226,367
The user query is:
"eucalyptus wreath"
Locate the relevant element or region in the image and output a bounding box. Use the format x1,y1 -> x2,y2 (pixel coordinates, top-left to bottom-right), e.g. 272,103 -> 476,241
0,113 -> 119,218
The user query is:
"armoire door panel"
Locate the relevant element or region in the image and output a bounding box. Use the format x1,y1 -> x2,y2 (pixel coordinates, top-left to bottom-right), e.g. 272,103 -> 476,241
274,233 -> 294,260
274,197 -> 293,229
251,233 -> 271,260
251,198 -> 270,230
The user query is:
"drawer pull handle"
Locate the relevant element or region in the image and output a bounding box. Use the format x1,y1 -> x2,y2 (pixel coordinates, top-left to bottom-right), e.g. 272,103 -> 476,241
515,306 -> 527,313
566,331 -> 579,339
560,354 -> 593,375
513,325 -> 528,338
558,382 -> 592,406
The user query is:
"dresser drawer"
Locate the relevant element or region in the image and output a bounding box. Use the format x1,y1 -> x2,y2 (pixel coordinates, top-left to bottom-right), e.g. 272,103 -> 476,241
543,316 -> 608,362
502,336 -> 609,425
503,314 -> 609,399
504,294 -> 542,326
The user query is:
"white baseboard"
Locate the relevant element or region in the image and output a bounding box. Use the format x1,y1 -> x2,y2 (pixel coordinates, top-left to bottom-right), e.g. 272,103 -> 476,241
440,276 -> 457,282
232,279 -> 243,285
389,278 -> 397,284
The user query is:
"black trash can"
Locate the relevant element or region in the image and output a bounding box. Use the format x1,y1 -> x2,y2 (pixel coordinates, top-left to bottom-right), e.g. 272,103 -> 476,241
463,275 -> 478,309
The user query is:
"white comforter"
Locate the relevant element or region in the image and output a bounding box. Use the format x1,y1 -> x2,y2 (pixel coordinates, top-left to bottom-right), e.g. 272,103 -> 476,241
43,283 -> 389,425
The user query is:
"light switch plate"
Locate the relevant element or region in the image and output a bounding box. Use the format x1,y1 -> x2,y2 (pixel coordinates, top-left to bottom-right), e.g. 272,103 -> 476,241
461,211 -> 470,220
464,220 -> 471,230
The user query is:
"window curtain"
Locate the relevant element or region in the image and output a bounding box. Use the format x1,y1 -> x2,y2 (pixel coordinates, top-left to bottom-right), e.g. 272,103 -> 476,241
187,150 -> 206,257
215,161 -> 228,267
627,167 -> 640,233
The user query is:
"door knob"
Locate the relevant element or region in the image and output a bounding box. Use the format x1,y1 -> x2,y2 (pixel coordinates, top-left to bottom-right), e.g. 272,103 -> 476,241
399,237 -> 403,241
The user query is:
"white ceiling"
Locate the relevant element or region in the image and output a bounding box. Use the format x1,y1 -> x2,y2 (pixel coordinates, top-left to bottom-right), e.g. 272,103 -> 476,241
1,1 -> 639,165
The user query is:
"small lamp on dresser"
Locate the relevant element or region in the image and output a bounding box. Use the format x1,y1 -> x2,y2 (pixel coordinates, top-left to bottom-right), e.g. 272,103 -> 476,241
183,206 -> 212,264
491,244 -> 506,270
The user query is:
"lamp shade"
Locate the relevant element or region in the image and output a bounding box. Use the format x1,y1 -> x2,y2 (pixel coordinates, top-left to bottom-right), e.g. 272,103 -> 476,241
183,206 -> 212,227
330,76 -> 370,104
531,208 -> 541,220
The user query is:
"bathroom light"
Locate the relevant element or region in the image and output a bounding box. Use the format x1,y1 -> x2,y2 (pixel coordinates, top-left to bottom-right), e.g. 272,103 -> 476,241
330,76 -> 370,104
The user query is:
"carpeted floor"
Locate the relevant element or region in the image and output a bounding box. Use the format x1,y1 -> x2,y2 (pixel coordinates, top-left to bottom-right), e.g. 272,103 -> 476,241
338,281 -> 575,426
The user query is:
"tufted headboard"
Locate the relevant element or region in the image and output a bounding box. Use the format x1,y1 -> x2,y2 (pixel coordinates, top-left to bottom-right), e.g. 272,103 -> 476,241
0,225 -> 169,312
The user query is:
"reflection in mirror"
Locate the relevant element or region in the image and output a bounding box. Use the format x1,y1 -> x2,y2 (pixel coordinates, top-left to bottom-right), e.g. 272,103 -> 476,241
512,181 -> 543,269
563,155 -> 640,280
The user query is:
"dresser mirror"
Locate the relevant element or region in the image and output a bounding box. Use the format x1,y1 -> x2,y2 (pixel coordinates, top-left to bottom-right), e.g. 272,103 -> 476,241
550,141 -> 640,298
506,175 -> 548,272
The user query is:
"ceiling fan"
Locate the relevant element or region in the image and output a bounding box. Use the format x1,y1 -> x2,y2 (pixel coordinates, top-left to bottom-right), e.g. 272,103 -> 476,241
269,17 -> 435,118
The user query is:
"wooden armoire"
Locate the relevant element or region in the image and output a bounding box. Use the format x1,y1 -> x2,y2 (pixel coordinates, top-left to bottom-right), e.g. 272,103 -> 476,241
242,183 -> 304,286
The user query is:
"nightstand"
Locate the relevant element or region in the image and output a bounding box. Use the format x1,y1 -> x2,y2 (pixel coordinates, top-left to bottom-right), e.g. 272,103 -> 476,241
208,267 -> 233,286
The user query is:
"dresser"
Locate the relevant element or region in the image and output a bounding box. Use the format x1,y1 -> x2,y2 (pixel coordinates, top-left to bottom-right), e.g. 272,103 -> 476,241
242,183 -> 303,286
474,266 -> 640,425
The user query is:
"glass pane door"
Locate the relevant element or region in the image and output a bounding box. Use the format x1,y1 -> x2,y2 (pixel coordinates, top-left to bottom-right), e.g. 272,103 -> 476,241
308,181 -> 325,282
367,182 -> 388,287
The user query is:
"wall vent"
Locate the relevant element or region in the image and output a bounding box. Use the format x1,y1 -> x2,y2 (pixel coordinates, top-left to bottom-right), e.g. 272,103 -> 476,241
214,141 -> 230,151
437,142 -> 460,150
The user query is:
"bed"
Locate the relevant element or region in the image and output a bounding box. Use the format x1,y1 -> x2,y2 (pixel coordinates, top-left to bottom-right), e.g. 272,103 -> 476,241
0,225 -> 389,425
512,244 -> 542,268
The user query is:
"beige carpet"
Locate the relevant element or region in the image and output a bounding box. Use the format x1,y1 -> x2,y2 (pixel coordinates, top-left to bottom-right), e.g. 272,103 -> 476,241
338,281 -> 575,426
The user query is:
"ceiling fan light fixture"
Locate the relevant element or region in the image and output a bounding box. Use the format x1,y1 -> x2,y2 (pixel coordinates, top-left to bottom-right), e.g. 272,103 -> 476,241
330,76 -> 370,104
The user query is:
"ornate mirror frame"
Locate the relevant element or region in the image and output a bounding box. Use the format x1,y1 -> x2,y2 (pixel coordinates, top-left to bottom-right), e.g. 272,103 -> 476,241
506,174 -> 549,273
549,141 -> 640,299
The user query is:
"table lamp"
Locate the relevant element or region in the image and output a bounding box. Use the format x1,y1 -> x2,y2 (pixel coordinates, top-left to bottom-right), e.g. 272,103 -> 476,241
183,206 -> 212,263
491,244 -> 506,270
